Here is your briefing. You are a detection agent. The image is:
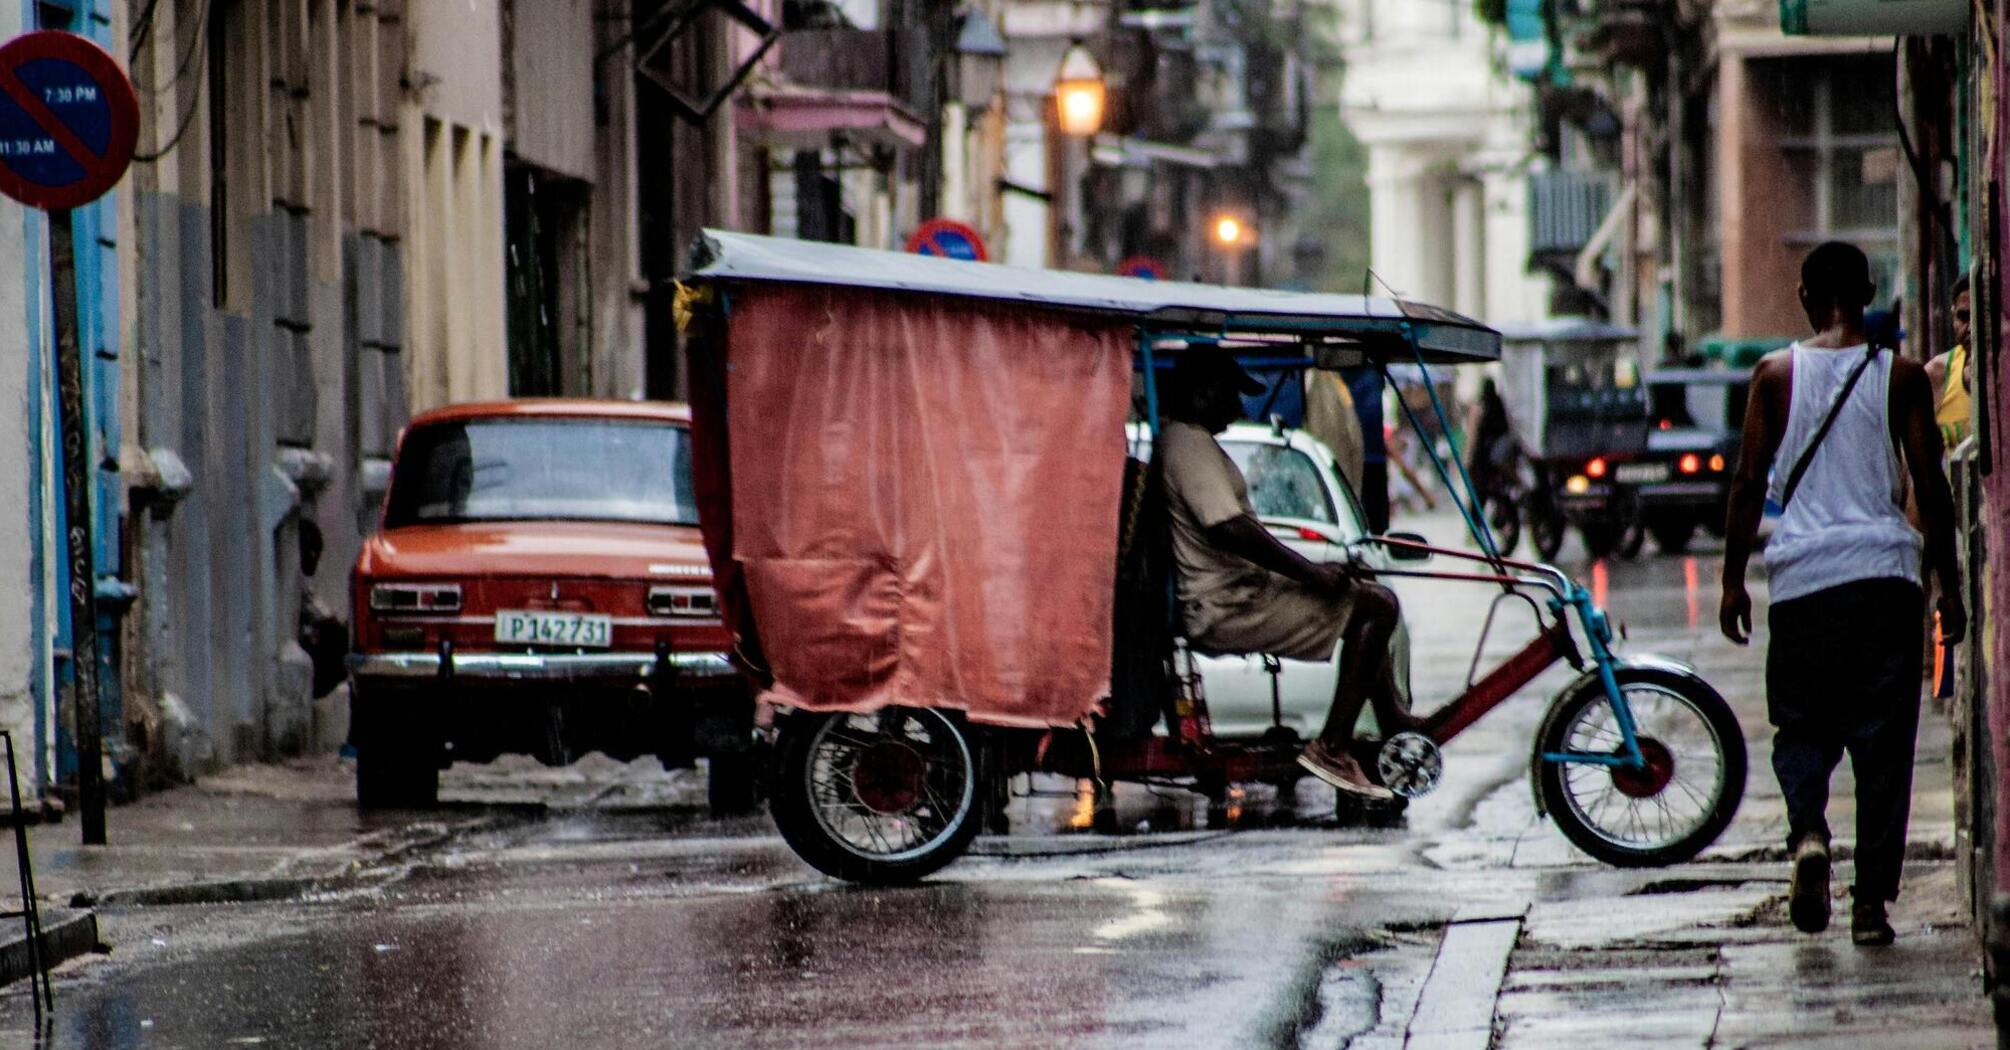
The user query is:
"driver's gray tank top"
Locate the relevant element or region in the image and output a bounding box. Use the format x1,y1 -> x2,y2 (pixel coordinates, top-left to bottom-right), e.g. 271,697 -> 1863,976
1762,343 -> 1921,603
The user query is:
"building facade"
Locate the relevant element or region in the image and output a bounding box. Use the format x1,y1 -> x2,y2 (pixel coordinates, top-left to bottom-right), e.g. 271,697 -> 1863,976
1512,0 -> 1905,364
1336,0 -> 1551,324
0,0 -> 125,807
0,0 -> 1002,804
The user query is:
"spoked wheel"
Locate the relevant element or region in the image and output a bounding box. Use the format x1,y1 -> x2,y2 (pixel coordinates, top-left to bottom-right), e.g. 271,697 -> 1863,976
1484,492 -> 1522,557
770,707 -> 981,884
1535,668 -> 1746,867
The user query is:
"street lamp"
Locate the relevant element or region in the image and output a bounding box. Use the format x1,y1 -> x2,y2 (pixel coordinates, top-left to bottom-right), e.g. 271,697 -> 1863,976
952,8 -> 1008,110
1054,42 -> 1105,136
1211,212 -> 1255,285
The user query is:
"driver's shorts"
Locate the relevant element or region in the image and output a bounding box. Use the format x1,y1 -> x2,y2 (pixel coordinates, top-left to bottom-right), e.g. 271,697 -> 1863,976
1186,572 -> 1355,663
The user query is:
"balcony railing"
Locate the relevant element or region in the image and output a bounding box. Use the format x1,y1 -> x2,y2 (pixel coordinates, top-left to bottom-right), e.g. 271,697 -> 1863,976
1529,168 -> 1611,260
779,28 -> 931,115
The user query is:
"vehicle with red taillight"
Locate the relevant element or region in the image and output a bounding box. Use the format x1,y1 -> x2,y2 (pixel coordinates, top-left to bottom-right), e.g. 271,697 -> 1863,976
348,400 -> 753,811
1497,320 -> 1651,561
1629,367 -> 1751,553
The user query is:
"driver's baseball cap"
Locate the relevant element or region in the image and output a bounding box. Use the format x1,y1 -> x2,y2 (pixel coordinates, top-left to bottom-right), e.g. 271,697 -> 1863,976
1170,348 -> 1265,398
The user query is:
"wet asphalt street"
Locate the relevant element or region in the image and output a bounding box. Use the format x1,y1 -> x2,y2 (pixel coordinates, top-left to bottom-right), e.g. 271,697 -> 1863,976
0,517 -> 1995,1048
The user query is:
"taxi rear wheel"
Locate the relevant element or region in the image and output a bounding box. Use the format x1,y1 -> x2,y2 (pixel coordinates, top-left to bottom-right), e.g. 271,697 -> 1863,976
769,707 -> 980,884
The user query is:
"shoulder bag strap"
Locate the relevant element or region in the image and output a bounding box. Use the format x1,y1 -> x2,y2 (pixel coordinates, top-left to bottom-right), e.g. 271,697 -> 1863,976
1780,345 -> 1881,508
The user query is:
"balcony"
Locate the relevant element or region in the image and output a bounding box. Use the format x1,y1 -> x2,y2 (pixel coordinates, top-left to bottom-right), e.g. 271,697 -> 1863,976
1575,0 -> 1672,68
1529,168 -> 1612,263
740,29 -> 931,150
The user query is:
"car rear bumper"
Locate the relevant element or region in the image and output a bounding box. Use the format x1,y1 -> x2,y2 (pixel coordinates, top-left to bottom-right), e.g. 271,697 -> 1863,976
1636,481 -> 1724,506
350,650 -> 736,682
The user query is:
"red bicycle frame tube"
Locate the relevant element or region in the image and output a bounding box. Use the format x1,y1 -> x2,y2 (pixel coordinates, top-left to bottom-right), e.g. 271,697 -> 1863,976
1353,534 -> 1583,745
1419,623 -> 1573,744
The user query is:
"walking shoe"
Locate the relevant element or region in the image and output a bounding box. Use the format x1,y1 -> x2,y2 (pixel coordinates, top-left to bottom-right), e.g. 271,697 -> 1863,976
1788,835 -> 1831,934
1851,901 -> 1895,947
1298,739 -> 1394,801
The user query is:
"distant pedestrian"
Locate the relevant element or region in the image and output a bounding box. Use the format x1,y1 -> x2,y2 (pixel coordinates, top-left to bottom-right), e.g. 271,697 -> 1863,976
1925,274 -> 1972,448
1923,274 -> 1973,699
1720,242 -> 1964,947
1336,366 -> 1390,531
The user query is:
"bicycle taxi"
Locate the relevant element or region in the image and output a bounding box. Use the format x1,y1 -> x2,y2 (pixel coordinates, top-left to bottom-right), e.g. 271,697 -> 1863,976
679,232 -> 1745,884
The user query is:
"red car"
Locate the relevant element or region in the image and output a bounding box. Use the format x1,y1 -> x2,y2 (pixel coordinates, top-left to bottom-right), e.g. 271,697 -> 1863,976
348,400 -> 752,810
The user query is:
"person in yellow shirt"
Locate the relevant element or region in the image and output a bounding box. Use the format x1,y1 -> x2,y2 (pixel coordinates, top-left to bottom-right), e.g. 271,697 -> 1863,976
1921,274 -> 1971,703
1925,274 -> 1971,447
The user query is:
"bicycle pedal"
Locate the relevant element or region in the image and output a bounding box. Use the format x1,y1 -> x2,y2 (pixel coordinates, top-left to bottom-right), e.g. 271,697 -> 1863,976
1375,732 -> 1443,798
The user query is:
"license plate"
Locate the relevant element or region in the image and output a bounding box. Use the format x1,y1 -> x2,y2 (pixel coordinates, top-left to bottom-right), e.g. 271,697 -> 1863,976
1614,462 -> 1670,484
494,610 -> 613,648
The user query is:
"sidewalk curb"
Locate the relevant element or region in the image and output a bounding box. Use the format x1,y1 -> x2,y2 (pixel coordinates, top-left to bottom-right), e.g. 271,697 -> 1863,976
0,909 -> 99,988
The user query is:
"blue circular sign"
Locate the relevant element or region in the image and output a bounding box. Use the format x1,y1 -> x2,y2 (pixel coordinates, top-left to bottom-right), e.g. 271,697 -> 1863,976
0,32 -> 138,211
906,218 -> 988,262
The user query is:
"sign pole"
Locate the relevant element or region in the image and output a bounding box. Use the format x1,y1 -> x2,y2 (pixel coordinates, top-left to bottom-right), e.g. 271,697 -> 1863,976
48,207 -> 105,845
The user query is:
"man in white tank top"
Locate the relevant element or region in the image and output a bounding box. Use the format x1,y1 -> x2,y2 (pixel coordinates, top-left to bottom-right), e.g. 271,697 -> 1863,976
1720,242 -> 1966,947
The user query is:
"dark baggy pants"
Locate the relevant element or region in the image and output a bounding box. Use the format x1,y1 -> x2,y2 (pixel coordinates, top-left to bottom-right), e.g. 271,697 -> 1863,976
1766,576 -> 1925,903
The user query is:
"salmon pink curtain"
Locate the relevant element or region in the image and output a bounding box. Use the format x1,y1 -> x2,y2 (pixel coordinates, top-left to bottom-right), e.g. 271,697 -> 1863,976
722,284 -> 1133,728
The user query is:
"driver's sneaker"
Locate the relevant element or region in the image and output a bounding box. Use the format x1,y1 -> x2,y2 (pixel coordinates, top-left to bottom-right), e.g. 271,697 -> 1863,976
1788,834 -> 1831,934
1851,901 -> 1895,947
1298,739 -> 1394,801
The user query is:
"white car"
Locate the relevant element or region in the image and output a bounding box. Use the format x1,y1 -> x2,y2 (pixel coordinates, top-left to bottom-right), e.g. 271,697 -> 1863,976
1127,422 -> 1415,740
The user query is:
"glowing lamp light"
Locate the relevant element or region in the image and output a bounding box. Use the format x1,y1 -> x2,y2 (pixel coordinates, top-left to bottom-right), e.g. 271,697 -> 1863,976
1054,44 -> 1105,136
1709,454 -> 1726,472
1585,457 -> 1608,479
1215,216 -> 1245,245
1565,475 -> 1592,495
1678,453 -> 1702,475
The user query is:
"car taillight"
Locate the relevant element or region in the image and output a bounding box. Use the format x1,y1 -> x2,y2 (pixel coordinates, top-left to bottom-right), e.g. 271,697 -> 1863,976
1296,526 -> 1330,544
369,583 -> 462,614
1586,457 -> 1608,478
1678,453 -> 1701,474
648,586 -> 717,617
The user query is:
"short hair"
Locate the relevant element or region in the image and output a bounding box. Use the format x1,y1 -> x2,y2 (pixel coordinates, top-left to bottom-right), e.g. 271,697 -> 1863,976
1953,273 -> 1971,298
1800,241 -> 1874,311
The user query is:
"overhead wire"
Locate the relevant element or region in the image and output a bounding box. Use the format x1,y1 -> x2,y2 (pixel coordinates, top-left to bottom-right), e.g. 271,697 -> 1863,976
128,0 -> 208,97
127,0 -> 162,62
132,0 -> 210,163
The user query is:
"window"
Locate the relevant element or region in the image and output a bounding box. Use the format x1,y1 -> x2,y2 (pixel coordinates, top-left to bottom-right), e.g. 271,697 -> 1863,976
384,419 -> 698,528
1222,442 -> 1338,525
1766,56 -> 1901,294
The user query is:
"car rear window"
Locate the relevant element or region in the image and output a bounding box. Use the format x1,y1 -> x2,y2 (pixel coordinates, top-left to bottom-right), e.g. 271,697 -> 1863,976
385,418 -> 697,528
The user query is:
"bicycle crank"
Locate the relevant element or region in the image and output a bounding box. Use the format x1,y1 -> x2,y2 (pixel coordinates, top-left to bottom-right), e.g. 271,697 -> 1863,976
1375,732 -> 1444,798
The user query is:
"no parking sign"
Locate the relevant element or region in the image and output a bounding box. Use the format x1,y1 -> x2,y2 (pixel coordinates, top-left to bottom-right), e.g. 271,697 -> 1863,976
0,31 -> 138,211
905,217 -> 988,262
